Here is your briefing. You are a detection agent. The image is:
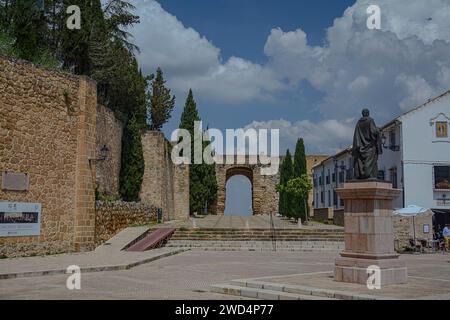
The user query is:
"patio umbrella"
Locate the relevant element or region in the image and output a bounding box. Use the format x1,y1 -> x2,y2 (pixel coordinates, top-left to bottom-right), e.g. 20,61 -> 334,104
393,205 -> 434,249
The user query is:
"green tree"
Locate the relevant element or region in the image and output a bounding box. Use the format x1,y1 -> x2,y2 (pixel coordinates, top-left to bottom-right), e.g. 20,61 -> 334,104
9,0 -> 47,61
119,115 -> 144,201
277,175 -> 312,222
292,138 -> 308,221
278,149 -> 294,217
148,67 -> 176,131
179,89 -> 217,214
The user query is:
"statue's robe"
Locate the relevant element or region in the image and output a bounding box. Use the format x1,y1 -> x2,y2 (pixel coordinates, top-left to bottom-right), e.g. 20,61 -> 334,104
352,116 -> 382,179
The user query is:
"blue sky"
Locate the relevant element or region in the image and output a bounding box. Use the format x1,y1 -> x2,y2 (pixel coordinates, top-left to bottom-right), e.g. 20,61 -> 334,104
149,0 -> 354,146
131,0 -> 450,157
129,0 -> 450,214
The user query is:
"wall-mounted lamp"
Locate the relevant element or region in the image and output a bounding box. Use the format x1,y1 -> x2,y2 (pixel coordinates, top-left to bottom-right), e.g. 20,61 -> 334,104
89,144 -> 110,165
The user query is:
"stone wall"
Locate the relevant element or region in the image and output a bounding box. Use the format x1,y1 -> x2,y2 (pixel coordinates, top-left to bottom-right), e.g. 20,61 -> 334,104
313,207 -> 334,223
0,56 -> 97,257
94,201 -> 157,246
95,104 -> 123,198
140,131 -> 189,221
393,212 -> 433,250
333,209 -> 344,226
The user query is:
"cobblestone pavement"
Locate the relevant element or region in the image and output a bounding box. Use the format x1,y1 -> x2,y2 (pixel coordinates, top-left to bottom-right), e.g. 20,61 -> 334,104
0,250 -> 448,300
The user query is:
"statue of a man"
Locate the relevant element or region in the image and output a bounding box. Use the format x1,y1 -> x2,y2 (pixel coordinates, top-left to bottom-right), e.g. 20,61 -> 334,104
352,109 -> 382,180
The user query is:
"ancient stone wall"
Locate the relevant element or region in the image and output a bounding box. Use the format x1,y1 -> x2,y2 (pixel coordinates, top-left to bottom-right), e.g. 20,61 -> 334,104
94,201 -> 157,246
0,56 -> 97,257
393,212 -> 433,250
140,131 -> 189,220
95,104 -> 123,198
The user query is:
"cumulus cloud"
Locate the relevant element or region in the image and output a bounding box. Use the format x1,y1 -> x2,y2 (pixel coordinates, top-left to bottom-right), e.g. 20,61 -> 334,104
130,0 -> 283,104
244,119 -> 355,155
129,0 -> 450,153
264,0 -> 450,121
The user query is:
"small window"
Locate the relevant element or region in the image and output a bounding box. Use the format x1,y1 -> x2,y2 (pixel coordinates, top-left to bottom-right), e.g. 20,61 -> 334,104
378,170 -> 385,180
332,173 -> 336,183
389,167 -> 398,189
435,166 -> 450,189
389,130 -> 396,147
436,122 -> 448,138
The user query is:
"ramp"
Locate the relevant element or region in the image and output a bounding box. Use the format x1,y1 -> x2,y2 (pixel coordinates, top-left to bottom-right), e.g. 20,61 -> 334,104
125,228 -> 176,252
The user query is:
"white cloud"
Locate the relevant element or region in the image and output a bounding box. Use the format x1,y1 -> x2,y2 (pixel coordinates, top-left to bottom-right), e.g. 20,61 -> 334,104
130,0 -> 283,104
129,0 -> 450,153
263,0 -> 450,121
245,119 -> 355,155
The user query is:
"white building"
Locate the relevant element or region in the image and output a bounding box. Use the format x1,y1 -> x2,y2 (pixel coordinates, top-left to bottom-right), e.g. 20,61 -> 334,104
313,90 -> 450,228
312,147 -> 352,210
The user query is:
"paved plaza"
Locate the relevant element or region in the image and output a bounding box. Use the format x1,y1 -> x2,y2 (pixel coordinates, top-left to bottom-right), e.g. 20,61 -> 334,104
1,250 -> 449,300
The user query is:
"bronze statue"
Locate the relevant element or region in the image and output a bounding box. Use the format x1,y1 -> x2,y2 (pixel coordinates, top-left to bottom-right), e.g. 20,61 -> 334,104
352,109 -> 382,180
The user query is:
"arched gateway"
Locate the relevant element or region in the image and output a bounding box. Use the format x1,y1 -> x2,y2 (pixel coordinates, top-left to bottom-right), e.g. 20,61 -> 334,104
212,156 -> 280,215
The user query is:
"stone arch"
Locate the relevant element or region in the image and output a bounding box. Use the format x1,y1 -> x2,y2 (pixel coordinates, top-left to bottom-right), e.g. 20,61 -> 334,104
224,166 -> 254,215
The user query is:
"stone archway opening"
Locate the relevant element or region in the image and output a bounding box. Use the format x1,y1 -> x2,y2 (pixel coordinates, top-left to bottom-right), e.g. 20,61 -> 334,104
224,167 -> 254,216
224,175 -> 253,216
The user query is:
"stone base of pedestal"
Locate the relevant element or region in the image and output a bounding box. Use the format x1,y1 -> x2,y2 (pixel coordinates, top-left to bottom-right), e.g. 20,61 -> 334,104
335,256 -> 407,285
334,181 -> 407,286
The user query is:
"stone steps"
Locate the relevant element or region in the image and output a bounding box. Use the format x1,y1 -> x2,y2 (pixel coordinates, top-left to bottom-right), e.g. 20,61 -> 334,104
170,236 -> 343,241
211,279 -> 378,300
210,284 -> 337,300
165,228 -> 343,251
166,240 -> 344,251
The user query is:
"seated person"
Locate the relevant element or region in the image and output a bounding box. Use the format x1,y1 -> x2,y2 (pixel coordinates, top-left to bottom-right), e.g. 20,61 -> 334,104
443,224 -> 450,250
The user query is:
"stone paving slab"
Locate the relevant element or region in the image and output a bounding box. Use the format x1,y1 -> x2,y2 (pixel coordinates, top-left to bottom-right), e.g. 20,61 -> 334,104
0,226 -> 187,280
0,247 -> 186,280
240,254 -> 450,300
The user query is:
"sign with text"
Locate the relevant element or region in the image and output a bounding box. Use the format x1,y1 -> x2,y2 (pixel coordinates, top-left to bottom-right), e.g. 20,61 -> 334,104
0,202 -> 41,237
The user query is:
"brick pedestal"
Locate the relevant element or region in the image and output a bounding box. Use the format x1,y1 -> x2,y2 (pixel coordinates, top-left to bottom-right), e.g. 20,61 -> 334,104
334,181 -> 407,286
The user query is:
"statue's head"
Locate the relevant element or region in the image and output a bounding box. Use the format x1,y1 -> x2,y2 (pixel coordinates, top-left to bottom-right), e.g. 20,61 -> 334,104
362,108 -> 370,117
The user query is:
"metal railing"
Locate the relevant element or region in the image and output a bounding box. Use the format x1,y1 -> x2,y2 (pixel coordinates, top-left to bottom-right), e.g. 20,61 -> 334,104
269,213 -> 277,251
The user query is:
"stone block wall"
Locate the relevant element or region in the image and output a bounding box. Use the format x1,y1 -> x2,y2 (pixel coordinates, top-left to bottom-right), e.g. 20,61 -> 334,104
313,207 -> 334,223
0,56 -> 97,257
333,209 -> 344,226
95,104 -> 123,198
140,131 -> 189,221
393,212 -> 433,250
94,201 -> 157,246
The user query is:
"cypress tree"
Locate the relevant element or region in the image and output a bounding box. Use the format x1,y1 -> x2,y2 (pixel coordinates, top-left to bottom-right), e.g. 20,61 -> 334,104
119,115 -> 144,201
293,138 -> 308,221
279,149 -> 294,217
179,89 -> 217,214
148,67 -> 176,131
10,0 -> 47,61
